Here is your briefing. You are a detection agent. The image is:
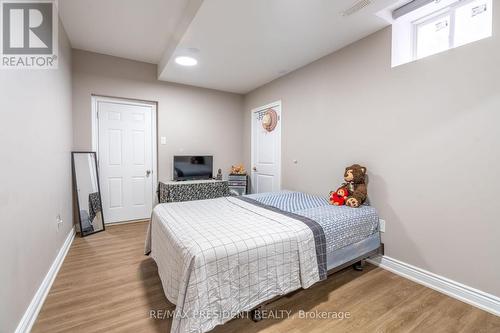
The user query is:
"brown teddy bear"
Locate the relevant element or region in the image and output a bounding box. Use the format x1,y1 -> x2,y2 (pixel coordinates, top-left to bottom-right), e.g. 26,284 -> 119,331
341,164 -> 367,208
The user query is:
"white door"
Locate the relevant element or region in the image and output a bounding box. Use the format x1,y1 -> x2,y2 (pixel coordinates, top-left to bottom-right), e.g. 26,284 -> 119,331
251,101 -> 281,194
95,97 -> 156,223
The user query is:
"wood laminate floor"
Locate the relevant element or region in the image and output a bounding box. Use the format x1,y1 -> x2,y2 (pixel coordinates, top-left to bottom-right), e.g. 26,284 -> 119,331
32,221 -> 499,333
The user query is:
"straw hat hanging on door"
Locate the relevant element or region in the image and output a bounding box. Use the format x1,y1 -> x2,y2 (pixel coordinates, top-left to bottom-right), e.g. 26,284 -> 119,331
261,108 -> 278,132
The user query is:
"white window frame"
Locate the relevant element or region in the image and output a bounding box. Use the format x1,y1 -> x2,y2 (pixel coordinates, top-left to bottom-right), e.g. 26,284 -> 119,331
386,0 -> 492,67
411,0 -> 488,60
412,8 -> 453,60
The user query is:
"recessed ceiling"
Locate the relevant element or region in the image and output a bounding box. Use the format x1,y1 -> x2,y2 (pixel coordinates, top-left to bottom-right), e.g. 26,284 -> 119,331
159,0 -> 399,93
59,0 -> 400,94
58,0 -> 202,64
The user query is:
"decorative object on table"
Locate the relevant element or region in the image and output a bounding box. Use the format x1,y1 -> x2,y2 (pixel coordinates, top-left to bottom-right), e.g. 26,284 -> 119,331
158,180 -> 230,203
261,108 -> 278,132
230,164 -> 246,175
329,187 -> 349,206
228,174 -> 248,196
215,168 -> 222,180
333,164 -> 367,208
72,152 -> 105,236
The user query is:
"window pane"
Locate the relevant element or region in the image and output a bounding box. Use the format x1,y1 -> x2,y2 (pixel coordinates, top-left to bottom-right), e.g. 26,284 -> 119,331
454,0 -> 492,48
416,15 -> 450,59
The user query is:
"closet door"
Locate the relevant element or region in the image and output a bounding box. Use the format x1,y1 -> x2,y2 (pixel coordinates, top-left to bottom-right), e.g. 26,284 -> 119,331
96,97 -> 155,223
251,101 -> 281,194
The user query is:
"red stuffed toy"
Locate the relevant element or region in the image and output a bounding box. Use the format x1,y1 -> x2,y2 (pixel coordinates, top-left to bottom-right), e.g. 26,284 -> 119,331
329,187 -> 349,206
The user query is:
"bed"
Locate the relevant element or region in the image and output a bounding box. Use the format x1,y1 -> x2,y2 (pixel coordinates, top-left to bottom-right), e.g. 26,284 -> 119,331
145,191 -> 381,333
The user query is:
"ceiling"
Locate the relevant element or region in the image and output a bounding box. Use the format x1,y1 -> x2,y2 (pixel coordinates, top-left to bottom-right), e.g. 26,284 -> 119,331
58,0 -> 202,64
59,0 -> 399,94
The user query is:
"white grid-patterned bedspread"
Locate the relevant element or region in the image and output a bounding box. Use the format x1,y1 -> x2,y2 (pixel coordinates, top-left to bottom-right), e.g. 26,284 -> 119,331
145,196 -> 320,333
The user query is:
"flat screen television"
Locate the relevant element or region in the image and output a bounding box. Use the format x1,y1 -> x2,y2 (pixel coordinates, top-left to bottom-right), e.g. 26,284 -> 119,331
173,155 -> 213,181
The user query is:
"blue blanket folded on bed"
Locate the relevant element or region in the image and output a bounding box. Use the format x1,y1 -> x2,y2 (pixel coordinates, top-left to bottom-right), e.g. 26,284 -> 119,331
245,190 -> 329,212
245,191 -> 379,253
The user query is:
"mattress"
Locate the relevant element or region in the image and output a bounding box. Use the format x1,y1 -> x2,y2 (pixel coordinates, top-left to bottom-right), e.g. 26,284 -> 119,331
146,191 -> 380,333
245,191 -> 380,254
145,196 -> 325,333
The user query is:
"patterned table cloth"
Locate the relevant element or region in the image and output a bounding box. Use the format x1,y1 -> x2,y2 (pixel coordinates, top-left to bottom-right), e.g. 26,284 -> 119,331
158,180 -> 230,203
88,192 -> 101,222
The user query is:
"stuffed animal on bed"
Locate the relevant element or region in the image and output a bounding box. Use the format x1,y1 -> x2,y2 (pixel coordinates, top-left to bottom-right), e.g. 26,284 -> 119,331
329,187 -> 349,206
338,164 -> 368,208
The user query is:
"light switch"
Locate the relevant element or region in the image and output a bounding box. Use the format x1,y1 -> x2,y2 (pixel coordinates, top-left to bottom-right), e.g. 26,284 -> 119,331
160,136 -> 167,145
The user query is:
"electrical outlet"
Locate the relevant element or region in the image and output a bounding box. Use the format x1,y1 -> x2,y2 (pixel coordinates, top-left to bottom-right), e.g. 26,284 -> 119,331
379,219 -> 386,233
56,214 -> 63,231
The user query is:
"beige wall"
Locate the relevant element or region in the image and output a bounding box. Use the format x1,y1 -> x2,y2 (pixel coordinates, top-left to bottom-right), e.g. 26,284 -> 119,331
0,24 -> 74,332
244,9 -> 500,296
2,10 -> 497,332
72,50 -> 244,182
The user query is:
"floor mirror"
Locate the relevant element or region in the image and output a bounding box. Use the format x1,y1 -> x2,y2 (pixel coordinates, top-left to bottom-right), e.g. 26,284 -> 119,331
72,152 -> 105,236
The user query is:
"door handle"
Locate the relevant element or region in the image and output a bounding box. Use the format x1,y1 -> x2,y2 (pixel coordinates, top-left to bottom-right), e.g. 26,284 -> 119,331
252,166 -> 257,171
146,170 -> 152,177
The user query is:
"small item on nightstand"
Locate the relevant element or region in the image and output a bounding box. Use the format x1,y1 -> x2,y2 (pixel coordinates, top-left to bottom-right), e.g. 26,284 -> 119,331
230,164 -> 246,175
215,168 -> 222,180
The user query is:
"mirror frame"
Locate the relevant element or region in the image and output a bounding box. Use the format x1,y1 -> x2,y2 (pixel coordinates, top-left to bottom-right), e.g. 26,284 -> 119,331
71,151 -> 105,237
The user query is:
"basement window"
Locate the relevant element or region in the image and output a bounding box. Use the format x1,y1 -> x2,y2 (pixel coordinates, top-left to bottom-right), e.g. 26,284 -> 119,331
390,0 -> 492,67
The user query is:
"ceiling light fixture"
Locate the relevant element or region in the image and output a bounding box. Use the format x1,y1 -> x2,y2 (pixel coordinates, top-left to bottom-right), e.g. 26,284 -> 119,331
175,56 -> 198,66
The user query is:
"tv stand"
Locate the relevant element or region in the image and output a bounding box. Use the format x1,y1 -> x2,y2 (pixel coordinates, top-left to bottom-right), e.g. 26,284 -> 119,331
158,179 -> 229,203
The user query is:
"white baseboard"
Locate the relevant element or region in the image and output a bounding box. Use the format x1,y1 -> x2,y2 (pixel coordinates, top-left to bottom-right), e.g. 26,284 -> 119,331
367,255 -> 500,316
105,218 -> 149,226
15,227 -> 76,333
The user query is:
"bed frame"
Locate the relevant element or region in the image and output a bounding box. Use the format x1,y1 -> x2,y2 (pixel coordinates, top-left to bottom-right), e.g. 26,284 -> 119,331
248,243 -> 384,321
